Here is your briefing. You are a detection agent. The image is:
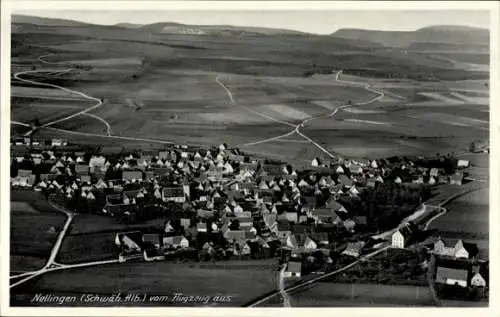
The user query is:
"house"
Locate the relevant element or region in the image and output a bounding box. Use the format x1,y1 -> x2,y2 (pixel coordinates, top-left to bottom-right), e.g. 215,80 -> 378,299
311,208 -> 337,224
283,261 -> 302,278
162,187 -> 186,203
18,169 -> 33,177
353,216 -> 367,227
455,240 -> 479,259
471,272 -> 487,288
435,266 -> 468,288
337,175 -> 353,188
449,172 -> 464,185
122,170 -> 143,182
297,235 -> 317,250
115,231 -> 142,261
225,230 -> 247,243
311,157 -> 321,167
163,236 -> 189,249
349,165 -> 363,175
391,224 -> 415,248
197,209 -> 215,219
433,239 -> 479,259
75,164 -> 89,176
233,241 -> 252,256
457,159 -> 470,168
194,222 -> 208,233
180,218 -> 191,229
142,233 -> 163,249
51,139 -> 66,147
341,241 -> 365,258
80,175 -> 91,184
429,168 -> 440,177
310,232 -> 329,246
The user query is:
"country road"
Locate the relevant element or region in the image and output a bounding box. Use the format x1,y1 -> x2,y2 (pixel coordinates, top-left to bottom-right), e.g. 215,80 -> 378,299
10,196 -> 73,288
233,70 -> 385,159
12,54 -> 110,136
278,264 -> 291,307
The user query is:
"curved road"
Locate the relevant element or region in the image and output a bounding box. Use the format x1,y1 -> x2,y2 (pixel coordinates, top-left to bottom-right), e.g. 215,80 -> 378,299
13,54 -> 110,135
226,71 -> 385,159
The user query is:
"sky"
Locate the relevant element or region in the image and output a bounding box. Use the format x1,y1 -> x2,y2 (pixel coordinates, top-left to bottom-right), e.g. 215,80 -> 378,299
14,10 -> 490,34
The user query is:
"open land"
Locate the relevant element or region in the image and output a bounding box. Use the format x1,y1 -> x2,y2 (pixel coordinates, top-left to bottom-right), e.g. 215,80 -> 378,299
11,261 -> 277,307
10,190 -> 66,273
10,16 -> 490,308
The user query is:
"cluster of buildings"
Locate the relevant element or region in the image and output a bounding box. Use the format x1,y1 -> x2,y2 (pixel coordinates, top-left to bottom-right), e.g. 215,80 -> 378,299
10,137 -> 479,283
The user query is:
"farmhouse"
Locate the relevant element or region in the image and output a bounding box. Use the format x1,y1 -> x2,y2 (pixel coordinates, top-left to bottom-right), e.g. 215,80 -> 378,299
75,164 -> 89,176
391,224 -> 415,248
341,241 -> 365,258
163,236 -> 189,249
435,266 -> 468,288
433,239 -> 479,259
457,159 -> 470,168
283,261 -> 302,278
449,172 -> 464,185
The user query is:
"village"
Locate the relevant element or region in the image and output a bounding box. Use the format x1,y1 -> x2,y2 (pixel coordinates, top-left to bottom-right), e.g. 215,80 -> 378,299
10,136 -> 488,301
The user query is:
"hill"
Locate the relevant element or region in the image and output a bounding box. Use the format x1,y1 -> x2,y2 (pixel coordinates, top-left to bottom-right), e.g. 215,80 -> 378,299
139,22 -> 307,37
12,14 -> 91,27
114,22 -> 143,29
332,25 -> 489,48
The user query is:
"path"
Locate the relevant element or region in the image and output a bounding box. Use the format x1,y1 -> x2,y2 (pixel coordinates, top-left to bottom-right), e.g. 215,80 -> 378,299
12,53 -> 110,136
228,71 -> 385,160
278,264 -> 291,307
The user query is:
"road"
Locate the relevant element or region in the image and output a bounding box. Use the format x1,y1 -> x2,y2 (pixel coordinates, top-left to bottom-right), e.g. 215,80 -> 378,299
12,54 -> 109,136
228,71 -> 385,160
11,54 -> 197,146
278,264 -> 291,307
10,196 -> 74,288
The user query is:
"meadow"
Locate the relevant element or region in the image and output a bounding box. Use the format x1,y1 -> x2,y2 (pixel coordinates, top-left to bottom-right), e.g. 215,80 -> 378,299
10,190 -> 66,272
259,283 -> 436,307
11,261 -> 277,307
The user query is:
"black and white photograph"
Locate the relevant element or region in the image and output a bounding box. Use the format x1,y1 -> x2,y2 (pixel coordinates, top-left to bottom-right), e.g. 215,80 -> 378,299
2,1 -> 498,314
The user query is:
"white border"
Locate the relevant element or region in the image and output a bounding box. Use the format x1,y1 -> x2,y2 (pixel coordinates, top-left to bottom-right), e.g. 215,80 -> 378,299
1,1 -> 499,317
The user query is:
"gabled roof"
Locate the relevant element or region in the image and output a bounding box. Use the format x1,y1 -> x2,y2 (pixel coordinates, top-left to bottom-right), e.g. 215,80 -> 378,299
286,261 -> 302,273
436,267 -> 468,282
163,187 -> 184,197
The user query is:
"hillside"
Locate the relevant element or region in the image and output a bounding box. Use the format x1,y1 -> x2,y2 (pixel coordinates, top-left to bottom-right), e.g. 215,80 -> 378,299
12,14 -> 91,27
332,25 -> 489,48
139,22 -> 307,36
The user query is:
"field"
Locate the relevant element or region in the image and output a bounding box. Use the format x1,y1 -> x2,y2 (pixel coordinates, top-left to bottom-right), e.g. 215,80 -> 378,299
10,190 -> 66,273
11,18 -> 490,166
259,283 -> 436,307
11,261 -> 277,307
57,213 -> 168,264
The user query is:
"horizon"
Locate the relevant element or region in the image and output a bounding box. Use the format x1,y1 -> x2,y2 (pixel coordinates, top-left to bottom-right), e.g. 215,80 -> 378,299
12,10 -> 490,34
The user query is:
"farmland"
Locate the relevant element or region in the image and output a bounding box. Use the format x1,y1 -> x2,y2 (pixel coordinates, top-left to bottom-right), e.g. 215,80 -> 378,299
10,190 -> 66,273
260,283 -> 435,307
11,16 -> 489,165
11,261 -> 277,306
